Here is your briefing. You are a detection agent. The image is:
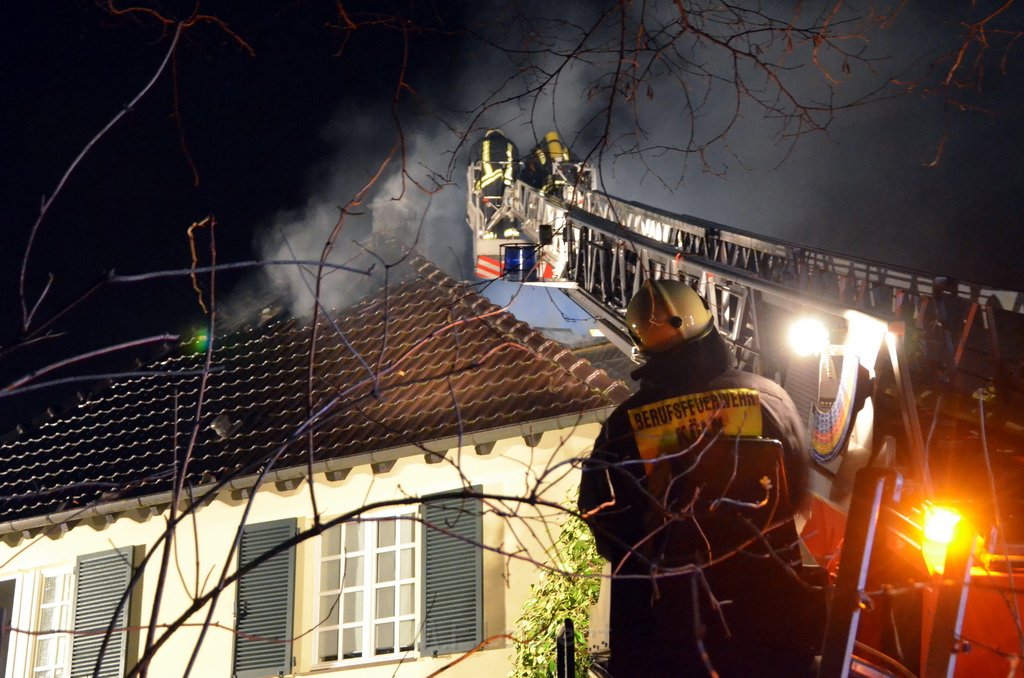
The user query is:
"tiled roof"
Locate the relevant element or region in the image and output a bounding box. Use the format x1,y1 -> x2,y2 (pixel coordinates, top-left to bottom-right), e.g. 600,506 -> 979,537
0,238 -> 631,530
572,342 -> 639,391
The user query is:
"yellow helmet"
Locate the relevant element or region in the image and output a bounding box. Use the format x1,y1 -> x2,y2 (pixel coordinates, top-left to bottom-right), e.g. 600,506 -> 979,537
625,279 -> 713,353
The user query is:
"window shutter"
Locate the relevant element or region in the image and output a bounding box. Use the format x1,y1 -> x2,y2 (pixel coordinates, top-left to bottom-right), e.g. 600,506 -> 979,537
233,518 -> 296,678
421,490 -> 482,656
71,546 -> 135,678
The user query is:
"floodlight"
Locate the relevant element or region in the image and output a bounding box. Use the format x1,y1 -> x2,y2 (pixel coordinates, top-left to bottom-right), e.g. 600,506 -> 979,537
788,317 -> 830,356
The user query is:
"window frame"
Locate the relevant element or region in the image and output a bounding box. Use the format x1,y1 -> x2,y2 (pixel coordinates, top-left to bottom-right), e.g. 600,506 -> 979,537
30,567 -> 74,678
0,575 -> 24,678
312,509 -> 421,669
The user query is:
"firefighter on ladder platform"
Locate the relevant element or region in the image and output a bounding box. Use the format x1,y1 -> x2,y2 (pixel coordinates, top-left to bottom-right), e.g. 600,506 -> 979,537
579,279 -> 827,677
521,130 -> 574,197
473,128 -> 519,238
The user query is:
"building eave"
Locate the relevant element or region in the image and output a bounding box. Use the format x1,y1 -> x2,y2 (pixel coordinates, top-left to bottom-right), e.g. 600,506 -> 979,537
0,405 -> 614,539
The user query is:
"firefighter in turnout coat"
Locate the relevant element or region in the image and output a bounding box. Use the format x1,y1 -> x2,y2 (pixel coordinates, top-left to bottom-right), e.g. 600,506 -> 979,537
520,130 -> 573,196
473,129 -> 518,237
579,279 -> 826,677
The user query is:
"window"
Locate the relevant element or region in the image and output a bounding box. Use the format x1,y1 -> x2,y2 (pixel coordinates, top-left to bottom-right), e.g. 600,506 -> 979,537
0,550 -> 138,678
32,571 -> 72,678
313,492 -> 484,665
316,514 -> 417,663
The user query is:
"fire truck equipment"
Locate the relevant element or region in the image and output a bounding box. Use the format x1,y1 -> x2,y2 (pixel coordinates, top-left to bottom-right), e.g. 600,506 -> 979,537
466,150 -> 1024,677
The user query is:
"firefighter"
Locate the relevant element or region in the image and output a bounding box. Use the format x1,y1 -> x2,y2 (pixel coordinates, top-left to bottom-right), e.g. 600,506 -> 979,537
520,130 -> 573,196
578,279 -> 826,677
474,129 -> 519,237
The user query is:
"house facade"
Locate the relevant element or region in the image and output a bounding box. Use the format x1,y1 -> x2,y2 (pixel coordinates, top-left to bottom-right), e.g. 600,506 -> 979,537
0,241 -> 630,677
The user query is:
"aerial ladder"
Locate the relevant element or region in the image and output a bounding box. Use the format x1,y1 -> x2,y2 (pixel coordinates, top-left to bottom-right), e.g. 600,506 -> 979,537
469,159 -> 1024,677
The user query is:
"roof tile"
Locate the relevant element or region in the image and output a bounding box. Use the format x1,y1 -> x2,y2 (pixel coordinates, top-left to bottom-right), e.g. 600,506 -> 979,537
0,238 -> 628,527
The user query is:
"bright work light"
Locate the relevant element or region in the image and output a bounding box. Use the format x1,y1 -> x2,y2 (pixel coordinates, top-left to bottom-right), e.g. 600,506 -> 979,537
788,317 -> 830,356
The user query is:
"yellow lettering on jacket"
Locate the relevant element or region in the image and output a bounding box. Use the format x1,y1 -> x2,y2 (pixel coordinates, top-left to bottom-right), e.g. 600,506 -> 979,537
627,388 -> 762,470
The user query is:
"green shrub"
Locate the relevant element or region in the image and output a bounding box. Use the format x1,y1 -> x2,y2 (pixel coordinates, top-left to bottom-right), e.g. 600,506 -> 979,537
510,497 -> 604,677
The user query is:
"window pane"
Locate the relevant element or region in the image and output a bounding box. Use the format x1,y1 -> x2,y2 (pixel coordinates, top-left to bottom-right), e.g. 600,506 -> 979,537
36,636 -> 55,665
399,620 -> 415,650
376,587 -> 395,618
320,594 -> 340,626
376,552 -> 395,583
343,591 -> 363,623
39,607 -> 55,632
41,576 -> 57,604
342,627 -> 362,659
323,525 -> 342,556
344,523 -> 363,552
343,556 -> 363,587
399,583 -> 415,616
399,548 -> 414,579
318,629 -> 339,662
399,519 -> 414,544
377,520 -> 396,547
375,622 -> 394,654
320,559 -> 340,591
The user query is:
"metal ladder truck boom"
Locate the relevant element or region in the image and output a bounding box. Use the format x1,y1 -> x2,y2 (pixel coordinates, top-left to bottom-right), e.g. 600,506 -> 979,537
469,158 -> 1024,677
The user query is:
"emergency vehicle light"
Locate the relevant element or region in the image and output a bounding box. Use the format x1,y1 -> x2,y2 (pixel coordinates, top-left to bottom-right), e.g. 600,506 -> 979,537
501,244 -> 538,282
922,504 -> 963,575
923,505 -> 961,544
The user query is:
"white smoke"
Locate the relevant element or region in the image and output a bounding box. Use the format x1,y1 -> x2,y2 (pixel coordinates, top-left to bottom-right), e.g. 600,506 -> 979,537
242,0 -> 1020,326
251,109 -> 471,319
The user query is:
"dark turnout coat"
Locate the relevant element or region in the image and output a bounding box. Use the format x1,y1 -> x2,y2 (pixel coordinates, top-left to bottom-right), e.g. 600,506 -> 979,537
579,328 -> 826,677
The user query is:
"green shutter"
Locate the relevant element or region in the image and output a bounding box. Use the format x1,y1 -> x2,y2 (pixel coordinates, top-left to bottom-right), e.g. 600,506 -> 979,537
71,546 -> 135,678
421,490 -> 483,656
233,518 -> 296,678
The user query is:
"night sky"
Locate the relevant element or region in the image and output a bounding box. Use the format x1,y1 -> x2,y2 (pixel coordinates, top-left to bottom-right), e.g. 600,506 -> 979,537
2,1 -> 1023,431
2,1 -> 466,429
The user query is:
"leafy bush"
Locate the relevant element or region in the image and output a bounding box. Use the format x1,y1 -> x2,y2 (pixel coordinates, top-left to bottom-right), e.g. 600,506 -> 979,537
510,497 -> 604,677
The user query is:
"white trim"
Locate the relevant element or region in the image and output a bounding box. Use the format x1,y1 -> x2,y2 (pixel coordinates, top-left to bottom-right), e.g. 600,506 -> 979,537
0,574 -> 25,678
10,572 -> 39,678
30,567 -> 74,678
311,509 -> 421,670
2,565 -> 74,678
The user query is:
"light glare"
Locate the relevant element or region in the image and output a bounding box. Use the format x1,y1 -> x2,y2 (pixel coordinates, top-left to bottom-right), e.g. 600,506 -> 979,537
788,318 -> 830,356
922,505 -> 964,575
924,506 -> 961,545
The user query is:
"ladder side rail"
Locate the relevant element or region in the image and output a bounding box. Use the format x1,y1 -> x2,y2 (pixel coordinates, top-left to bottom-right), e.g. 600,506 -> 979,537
612,244 -> 629,312
596,192 -> 1021,311
818,468 -> 903,678
597,192 -> 789,258
561,206 -> 878,323
924,518 -> 975,678
561,197 -> 1010,339
466,163 -> 487,239
604,194 -> 907,307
